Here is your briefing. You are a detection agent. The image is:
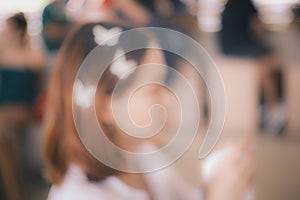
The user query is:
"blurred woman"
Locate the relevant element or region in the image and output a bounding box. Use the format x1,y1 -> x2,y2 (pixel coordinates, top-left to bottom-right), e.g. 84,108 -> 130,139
0,12 -> 43,200
44,22 -> 255,200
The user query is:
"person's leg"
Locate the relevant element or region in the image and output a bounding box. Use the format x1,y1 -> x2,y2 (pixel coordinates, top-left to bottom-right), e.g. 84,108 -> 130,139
258,53 -> 286,133
259,54 -> 279,109
219,41 -> 286,133
0,134 -> 21,200
0,107 -> 29,200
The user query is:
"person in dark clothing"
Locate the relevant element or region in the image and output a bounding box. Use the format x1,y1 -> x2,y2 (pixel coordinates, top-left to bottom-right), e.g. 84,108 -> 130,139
0,12 -> 43,200
42,0 -> 72,51
219,0 -> 270,58
219,0 -> 286,134
132,0 -> 197,85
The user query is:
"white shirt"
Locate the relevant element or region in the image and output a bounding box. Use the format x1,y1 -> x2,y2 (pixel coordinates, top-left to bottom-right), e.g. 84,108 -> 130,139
48,164 -> 203,200
48,146 -> 203,200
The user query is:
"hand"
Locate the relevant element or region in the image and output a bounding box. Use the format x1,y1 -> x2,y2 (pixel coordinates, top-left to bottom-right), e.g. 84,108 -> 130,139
205,139 -> 256,200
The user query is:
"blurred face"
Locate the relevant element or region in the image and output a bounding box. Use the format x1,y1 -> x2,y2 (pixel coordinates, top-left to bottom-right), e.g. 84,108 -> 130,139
128,84 -> 163,127
98,48 -> 168,151
128,49 -> 166,128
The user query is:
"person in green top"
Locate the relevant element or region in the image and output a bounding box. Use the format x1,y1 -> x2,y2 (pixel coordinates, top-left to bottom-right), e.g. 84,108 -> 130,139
42,0 -> 72,51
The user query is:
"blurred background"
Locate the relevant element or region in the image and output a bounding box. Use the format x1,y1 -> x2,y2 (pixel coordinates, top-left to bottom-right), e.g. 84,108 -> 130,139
0,0 -> 300,199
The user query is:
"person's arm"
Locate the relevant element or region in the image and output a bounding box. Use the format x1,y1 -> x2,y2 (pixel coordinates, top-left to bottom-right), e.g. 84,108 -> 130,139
204,139 -> 256,200
250,15 -> 265,41
245,0 -> 265,40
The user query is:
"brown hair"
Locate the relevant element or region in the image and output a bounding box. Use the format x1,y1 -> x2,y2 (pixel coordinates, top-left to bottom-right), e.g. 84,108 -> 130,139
7,12 -> 28,43
43,22 -> 149,184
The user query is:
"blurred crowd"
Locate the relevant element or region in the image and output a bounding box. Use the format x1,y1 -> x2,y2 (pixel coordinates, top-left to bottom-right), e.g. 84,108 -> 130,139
0,0 -> 299,200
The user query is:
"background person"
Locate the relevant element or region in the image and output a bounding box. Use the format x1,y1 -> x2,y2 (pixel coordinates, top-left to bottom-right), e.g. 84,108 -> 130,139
42,0 -> 73,52
218,0 -> 286,134
0,12 -> 44,200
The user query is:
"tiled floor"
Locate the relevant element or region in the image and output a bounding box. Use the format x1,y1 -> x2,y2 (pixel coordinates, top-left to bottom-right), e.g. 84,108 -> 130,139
255,136 -> 300,200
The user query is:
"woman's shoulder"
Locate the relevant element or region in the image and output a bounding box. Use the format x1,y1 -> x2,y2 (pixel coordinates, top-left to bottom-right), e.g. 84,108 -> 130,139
47,164 -> 147,200
47,165 -> 106,200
